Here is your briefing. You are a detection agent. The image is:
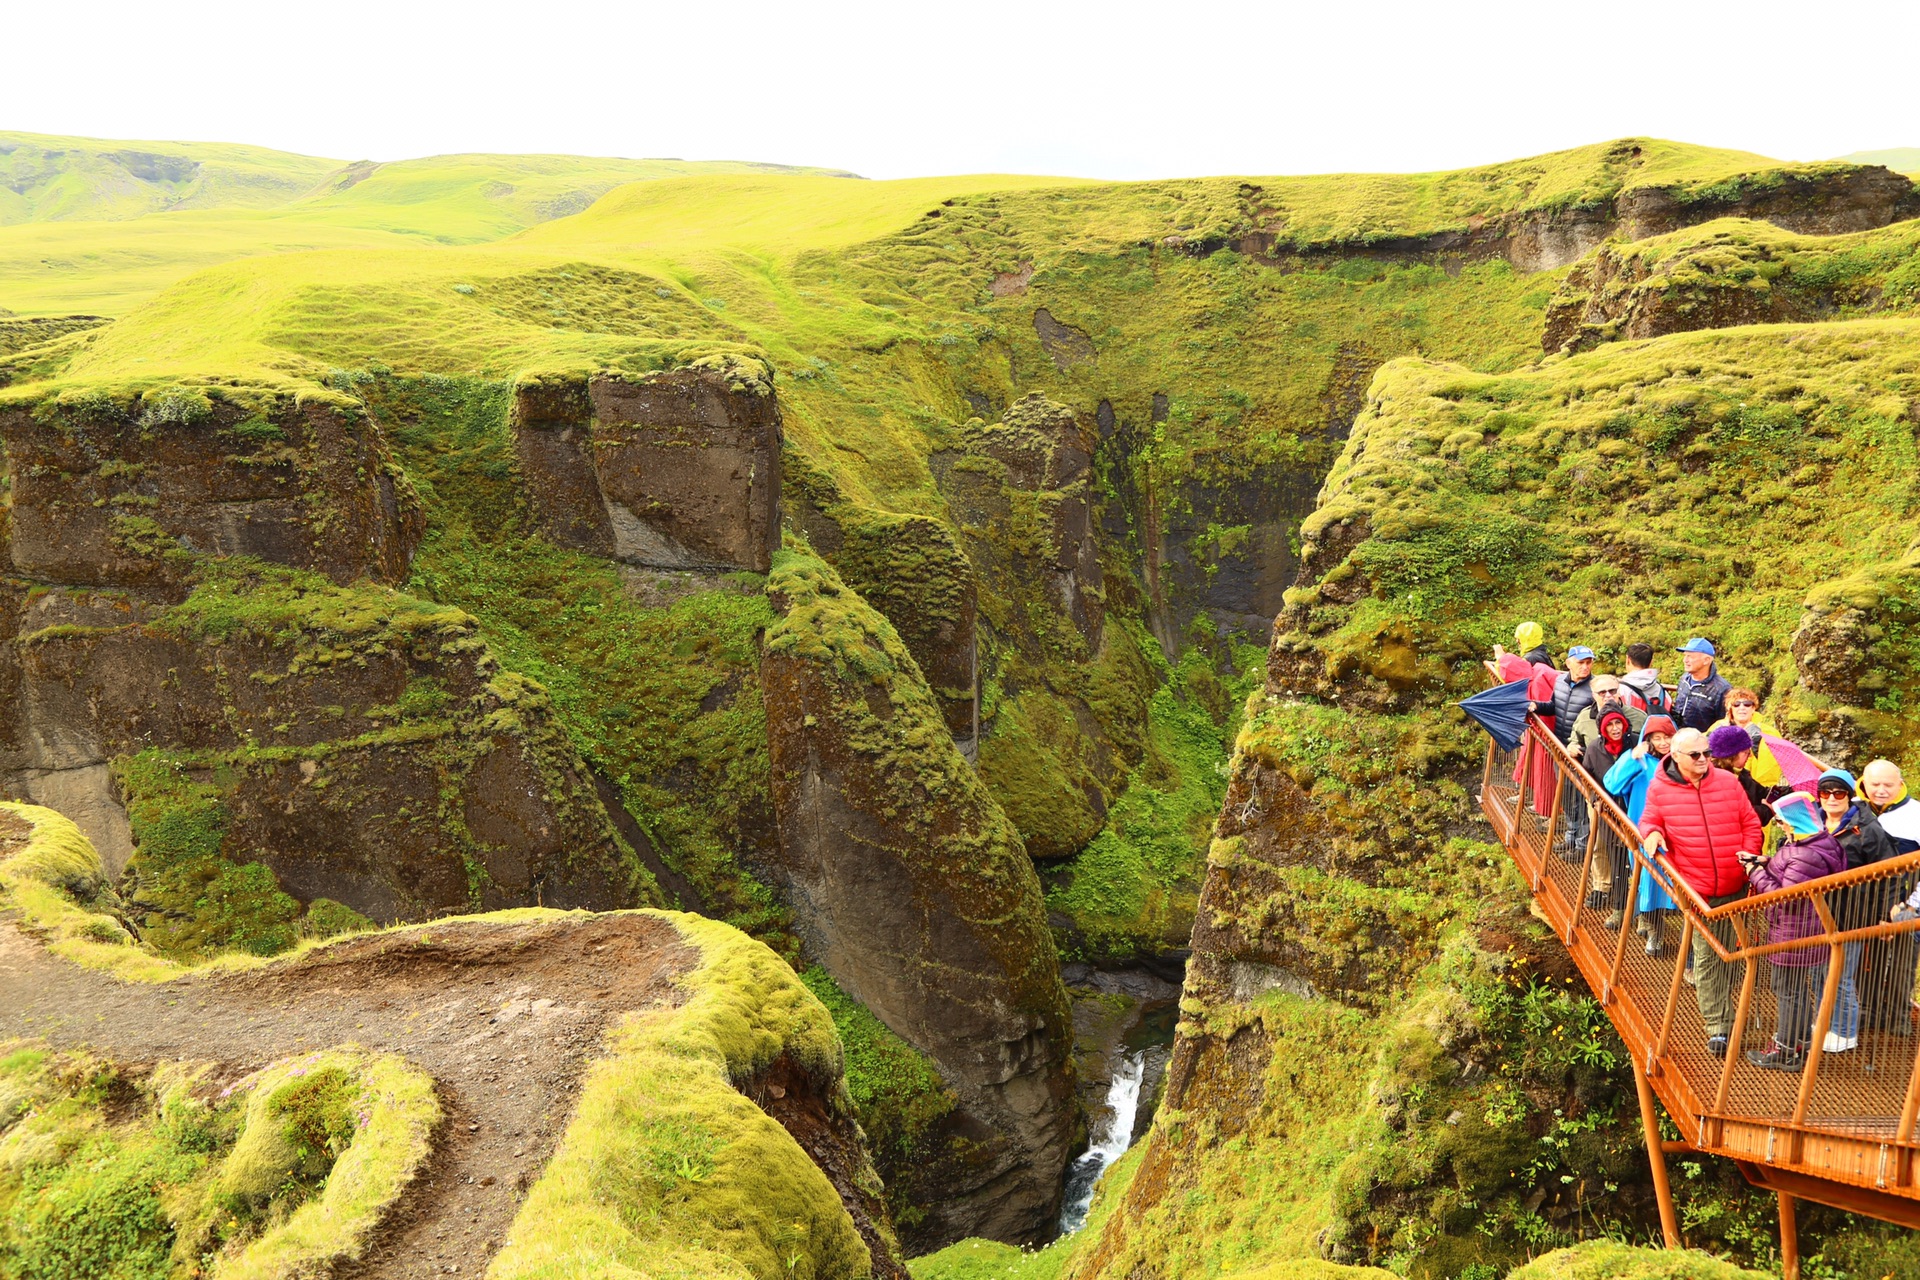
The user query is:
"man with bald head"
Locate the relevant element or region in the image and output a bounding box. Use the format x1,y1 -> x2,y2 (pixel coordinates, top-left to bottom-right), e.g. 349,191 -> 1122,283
1638,726 -> 1764,1057
1862,760 -> 1920,854
1863,760 -> 1920,1034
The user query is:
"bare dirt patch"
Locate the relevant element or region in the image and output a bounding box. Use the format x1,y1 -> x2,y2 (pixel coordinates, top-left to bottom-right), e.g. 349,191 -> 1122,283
0,911 -> 696,1279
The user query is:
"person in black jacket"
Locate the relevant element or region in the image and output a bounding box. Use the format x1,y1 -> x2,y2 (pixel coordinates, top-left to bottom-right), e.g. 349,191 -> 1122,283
1553,646 -> 1597,856
1818,769 -> 1899,1054
1580,708 -> 1634,912
1672,637 -> 1731,732
1707,724 -> 1771,827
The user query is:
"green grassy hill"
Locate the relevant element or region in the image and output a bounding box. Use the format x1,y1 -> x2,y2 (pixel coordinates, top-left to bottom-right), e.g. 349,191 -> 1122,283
9,135 -> 1914,971
0,130 -> 860,315
6,131 -> 1920,1273
1842,146 -> 1920,175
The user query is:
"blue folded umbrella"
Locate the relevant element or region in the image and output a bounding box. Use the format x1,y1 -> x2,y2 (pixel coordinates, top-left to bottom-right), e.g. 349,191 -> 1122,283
1457,678 -> 1530,751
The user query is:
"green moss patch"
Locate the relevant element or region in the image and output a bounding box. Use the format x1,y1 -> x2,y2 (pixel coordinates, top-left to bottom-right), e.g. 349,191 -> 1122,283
1506,1241 -> 1769,1280
0,1042 -> 437,1280
1045,641 -> 1266,962
798,967 -> 954,1160
491,910 -> 882,1280
369,373 -> 788,946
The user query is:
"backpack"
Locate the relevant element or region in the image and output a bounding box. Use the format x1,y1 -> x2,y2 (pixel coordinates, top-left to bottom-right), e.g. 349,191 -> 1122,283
1626,671 -> 1670,715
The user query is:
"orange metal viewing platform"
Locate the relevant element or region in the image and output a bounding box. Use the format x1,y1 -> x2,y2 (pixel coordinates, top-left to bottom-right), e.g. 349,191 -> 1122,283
1478,675 -> 1920,1276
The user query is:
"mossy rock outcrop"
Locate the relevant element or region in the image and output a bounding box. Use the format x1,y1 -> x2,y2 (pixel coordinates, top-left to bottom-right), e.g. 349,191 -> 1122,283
1507,1241 -> 1770,1280
1544,217 -> 1920,355
511,364 -> 783,573
761,548 -> 1076,1249
0,381 -> 660,956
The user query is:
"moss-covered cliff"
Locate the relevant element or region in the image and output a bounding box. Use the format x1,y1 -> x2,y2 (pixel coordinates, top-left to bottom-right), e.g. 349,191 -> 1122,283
6,132 -> 1920,1273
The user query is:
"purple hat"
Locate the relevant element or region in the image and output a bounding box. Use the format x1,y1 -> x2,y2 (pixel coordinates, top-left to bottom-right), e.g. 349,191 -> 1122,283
1707,725 -> 1754,759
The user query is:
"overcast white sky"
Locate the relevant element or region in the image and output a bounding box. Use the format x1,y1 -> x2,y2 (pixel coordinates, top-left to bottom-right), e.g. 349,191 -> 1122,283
7,1 -> 1917,180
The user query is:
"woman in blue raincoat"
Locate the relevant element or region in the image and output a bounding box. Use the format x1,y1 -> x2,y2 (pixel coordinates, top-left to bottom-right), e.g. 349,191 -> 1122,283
1604,714 -> 1679,952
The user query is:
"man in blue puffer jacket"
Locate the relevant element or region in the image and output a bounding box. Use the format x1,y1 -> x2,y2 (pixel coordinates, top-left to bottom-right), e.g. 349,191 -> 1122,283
1672,637 -> 1732,732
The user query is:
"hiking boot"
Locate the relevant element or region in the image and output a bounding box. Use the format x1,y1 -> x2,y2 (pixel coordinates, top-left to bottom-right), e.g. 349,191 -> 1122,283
1586,890 -> 1607,911
1822,1032 -> 1858,1054
1708,1035 -> 1729,1059
1602,909 -> 1623,929
1645,934 -> 1666,958
1747,1042 -> 1806,1072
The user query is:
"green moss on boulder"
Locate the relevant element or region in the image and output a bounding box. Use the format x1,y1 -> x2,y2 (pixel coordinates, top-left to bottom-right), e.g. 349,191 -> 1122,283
1507,1241 -> 1770,1280
492,910 -> 900,1280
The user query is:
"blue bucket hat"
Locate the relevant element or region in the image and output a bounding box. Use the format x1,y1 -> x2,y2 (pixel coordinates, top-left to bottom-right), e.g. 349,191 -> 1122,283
1817,768 -> 1859,797
1677,638 -> 1717,656
1568,645 -> 1596,660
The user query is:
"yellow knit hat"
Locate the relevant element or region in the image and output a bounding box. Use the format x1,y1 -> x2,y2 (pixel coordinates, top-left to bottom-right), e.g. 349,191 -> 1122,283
1514,621 -> 1544,651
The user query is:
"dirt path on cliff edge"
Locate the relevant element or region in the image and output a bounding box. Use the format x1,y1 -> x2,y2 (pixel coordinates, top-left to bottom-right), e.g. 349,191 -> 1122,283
0,910 -> 698,1280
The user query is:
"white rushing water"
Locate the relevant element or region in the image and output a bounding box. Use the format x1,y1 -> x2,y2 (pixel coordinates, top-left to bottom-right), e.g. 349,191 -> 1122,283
1058,1050 -> 1146,1235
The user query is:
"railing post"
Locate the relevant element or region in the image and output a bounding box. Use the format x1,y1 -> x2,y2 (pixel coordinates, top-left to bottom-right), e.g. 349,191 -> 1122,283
1513,732 -> 1533,847
1897,1027 -> 1920,1189
1651,917 -> 1695,1077
1603,856 -> 1641,1007
1634,1058 -> 1683,1250
1779,1191 -> 1800,1280
1481,737 -> 1499,837
1538,741 -> 1565,894
1789,895 -> 1845,1164
1571,807 -> 1603,945
1711,913 -> 1757,1149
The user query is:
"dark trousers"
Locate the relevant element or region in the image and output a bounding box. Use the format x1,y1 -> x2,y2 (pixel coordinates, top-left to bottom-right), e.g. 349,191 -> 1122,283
1562,779 -> 1589,856
1694,890 -> 1748,1039
1772,960 -> 1829,1050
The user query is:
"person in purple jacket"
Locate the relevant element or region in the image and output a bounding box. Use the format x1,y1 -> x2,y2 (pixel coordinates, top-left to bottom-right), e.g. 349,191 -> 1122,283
1744,793 -> 1847,1071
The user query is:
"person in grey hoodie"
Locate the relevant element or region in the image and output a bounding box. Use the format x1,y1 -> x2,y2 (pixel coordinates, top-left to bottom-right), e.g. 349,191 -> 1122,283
1620,642 -> 1671,716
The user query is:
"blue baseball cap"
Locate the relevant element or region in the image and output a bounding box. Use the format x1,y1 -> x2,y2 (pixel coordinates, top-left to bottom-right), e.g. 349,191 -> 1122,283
1568,645 -> 1595,660
1677,638 -> 1717,656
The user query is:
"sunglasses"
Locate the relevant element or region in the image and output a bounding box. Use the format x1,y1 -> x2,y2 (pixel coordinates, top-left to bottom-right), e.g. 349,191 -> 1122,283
1730,701 -> 1757,708
1679,750 -> 1711,759
1819,788 -> 1852,798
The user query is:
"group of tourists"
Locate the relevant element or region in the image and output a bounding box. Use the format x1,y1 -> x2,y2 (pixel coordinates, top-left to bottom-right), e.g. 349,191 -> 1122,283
1493,625 -> 1920,1072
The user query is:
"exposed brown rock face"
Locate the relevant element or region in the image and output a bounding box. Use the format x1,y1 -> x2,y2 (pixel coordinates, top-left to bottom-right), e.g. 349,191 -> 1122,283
513,364 -> 782,573
0,388 -> 650,928
759,552 -> 1076,1249
1238,159 -> 1920,275
0,394 -> 422,594
11,582 -> 641,919
746,1051 -> 912,1280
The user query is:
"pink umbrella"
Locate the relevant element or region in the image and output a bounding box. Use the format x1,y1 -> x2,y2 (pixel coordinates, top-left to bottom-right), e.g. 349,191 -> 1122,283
1761,734 -> 1825,792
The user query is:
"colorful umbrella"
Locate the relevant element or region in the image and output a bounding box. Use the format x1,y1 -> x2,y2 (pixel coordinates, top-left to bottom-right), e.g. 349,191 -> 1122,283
1761,734 -> 1825,793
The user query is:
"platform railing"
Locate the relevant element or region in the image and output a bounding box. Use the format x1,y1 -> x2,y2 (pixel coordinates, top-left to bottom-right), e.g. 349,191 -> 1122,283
1476,665 -> 1920,1270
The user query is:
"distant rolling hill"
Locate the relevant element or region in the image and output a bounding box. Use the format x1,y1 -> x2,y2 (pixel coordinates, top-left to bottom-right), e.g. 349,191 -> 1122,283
0,131 -> 860,315
1841,147 -> 1920,175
